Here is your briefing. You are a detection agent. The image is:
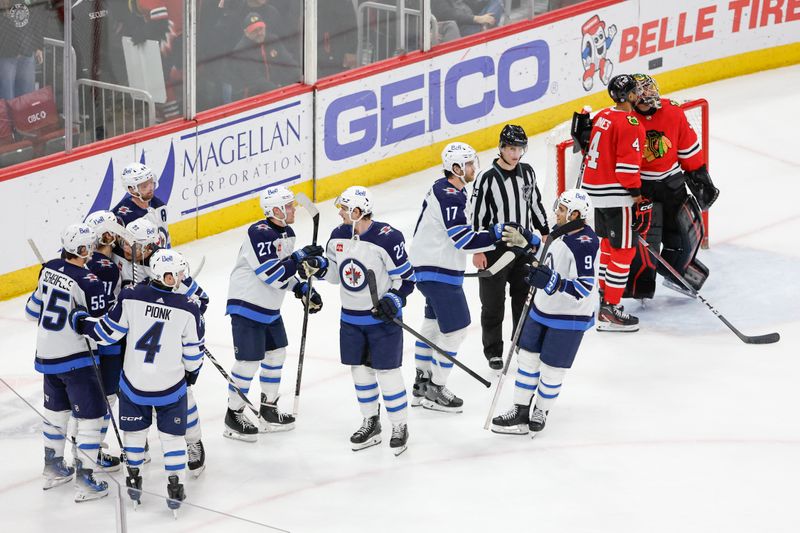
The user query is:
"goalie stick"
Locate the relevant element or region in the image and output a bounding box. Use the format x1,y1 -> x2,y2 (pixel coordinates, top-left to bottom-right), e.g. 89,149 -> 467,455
637,236 -> 779,345
483,218 -> 584,430
366,269 -> 491,388
292,192 -> 320,416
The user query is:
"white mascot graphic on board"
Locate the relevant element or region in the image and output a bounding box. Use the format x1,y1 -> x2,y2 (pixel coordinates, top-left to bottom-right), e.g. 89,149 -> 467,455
580,15 -> 617,91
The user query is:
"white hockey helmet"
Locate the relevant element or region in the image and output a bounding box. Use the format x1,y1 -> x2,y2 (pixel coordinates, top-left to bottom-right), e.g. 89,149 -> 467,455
61,223 -> 96,259
149,249 -> 189,290
126,218 -> 162,249
555,189 -> 591,220
84,210 -> 118,246
260,185 -> 295,220
441,142 -> 479,180
121,163 -> 157,197
336,185 -> 373,222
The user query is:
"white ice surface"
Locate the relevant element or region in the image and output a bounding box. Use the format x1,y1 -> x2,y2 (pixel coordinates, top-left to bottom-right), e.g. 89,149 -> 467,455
1,66 -> 799,533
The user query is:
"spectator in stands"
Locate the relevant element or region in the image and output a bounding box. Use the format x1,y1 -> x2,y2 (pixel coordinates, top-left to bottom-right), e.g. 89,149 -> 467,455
0,0 -> 46,100
318,0 -> 358,78
227,12 -> 301,100
431,0 -> 503,39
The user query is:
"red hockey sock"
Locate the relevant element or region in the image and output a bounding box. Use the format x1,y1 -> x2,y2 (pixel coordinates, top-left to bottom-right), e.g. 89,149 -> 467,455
598,239 -> 612,293
603,246 -> 636,305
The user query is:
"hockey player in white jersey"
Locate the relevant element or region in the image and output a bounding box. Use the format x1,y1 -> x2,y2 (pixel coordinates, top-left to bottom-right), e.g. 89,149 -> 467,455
25,223 -> 109,501
491,189 -> 599,436
113,162 -> 171,248
70,249 -> 204,513
409,142 -> 498,412
112,217 -> 209,475
223,185 -> 324,441
300,186 -> 415,455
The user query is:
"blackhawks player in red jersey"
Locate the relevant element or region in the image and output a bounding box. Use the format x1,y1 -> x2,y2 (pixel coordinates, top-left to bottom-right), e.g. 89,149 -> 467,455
579,74 -> 649,332
625,74 -> 719,299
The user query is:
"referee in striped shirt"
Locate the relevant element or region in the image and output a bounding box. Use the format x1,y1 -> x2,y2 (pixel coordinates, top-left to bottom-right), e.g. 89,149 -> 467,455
469,124 -> 550,370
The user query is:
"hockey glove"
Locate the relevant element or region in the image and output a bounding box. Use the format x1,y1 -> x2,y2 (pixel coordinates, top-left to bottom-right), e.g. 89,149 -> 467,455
631,198 -> 654,235
685,165 -> 719,210
291,244 -> 325,264
293,282 -> 323,314
68,306 -> 90,334
184,369 -> 200,386
526,264 -> 562,295
372,290 -> 404,323
495,223 -> 541,252
298,256 -> 328,280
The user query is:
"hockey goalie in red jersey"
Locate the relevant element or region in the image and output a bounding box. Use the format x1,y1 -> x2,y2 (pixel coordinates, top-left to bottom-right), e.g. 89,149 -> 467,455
626,74 -> 720,300
580,74 -> 648,332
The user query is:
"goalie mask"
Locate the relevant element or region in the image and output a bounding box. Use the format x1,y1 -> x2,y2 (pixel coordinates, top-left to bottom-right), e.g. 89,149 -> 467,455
632,73 -> 662,109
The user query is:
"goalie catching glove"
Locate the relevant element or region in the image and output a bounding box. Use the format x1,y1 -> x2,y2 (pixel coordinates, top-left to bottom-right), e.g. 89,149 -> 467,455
293,282 -> 323,313
685,165 -> 719,210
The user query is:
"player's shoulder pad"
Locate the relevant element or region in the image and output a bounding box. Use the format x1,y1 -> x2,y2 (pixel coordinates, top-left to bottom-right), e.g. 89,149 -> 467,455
372,221 -> 405,244
432,178 -> 464,201
150,196 -> 167,208
248,220 -> 279,240
330,224 -> 353,240
563,225 -> 599,247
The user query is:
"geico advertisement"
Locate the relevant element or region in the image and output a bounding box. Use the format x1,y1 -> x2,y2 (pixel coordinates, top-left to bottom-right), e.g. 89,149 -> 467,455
0,95 -> 313,275
316,0 -> 798,178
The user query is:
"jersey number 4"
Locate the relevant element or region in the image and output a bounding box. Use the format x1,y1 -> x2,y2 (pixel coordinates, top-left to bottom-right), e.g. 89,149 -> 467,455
135,321 -> 165,363
585,131 -> 640,169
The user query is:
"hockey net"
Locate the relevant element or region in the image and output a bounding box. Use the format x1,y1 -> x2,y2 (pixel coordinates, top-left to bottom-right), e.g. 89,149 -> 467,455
544,98 -> 710,248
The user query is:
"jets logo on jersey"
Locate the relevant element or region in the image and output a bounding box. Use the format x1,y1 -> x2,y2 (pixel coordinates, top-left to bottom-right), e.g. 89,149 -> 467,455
84,273 -> 99,282
443,187 -> 459,195
379,226 -> 393,236
118,206 -> 132,215
256,223 -> 270,231
577,235 -> 593,244
98,258 -> 114,268
340,259 -> 367,291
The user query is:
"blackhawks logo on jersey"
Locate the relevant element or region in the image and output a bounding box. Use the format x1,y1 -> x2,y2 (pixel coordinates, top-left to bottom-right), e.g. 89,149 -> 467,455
643,130 -> 672,162
626,115 -> 640,126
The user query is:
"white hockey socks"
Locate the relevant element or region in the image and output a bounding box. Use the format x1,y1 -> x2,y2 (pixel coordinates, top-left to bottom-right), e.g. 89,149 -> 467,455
534,364 -> 567,413
413,318 -> 438,376
42,408 -> 70,457
351,365 -> 379,418
431,327 -> 467,386
122,429 -> 149,467
259,348 -> 286,403
227,360 -> 259,411
160,431 -> 187,483
376,368 -> 408,425
75,416 -> 104,467
512,349 -> 542,406
185,388 -> 202,444
100,394 -> 116,445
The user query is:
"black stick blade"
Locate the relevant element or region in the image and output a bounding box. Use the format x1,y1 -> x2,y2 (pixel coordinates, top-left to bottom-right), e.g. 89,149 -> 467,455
743,332 -> 780,345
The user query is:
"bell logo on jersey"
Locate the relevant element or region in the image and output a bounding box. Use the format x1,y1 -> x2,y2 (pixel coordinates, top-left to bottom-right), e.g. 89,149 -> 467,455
340,259 -> 367,291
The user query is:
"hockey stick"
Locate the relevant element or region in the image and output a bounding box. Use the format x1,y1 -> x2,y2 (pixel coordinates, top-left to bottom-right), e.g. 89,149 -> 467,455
637,236 -> 780,345
27,239 -> 141,501
203,348 -> 264,423
191,255 -> 206,278
292,193 -> 320,416
464,250 -> 516,278
483,219 -> 584,430
366,269 -> 491,388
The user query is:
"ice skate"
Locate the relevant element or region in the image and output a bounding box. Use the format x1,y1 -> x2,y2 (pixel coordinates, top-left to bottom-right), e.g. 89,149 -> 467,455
488,356 -> 504,371
166,474 -> 185,518
491,404 -> 530,435
74,458 -> 108,502
223,408 -> 258,443
390,423 -> 408,456
350,414 -> 381,451
259,394 -> 295,433
411,368 -> 430,407
42,447 -> 74,490
187,440 -> 205,478
529,407 -> 548,437
125,467 -> 142,508
597,302 -> 639,332
96,449 -> 121,473
422,382 -> 463,413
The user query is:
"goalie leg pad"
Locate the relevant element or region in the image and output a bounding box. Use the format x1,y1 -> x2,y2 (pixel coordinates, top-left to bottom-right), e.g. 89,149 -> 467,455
660,196 -> 705,282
